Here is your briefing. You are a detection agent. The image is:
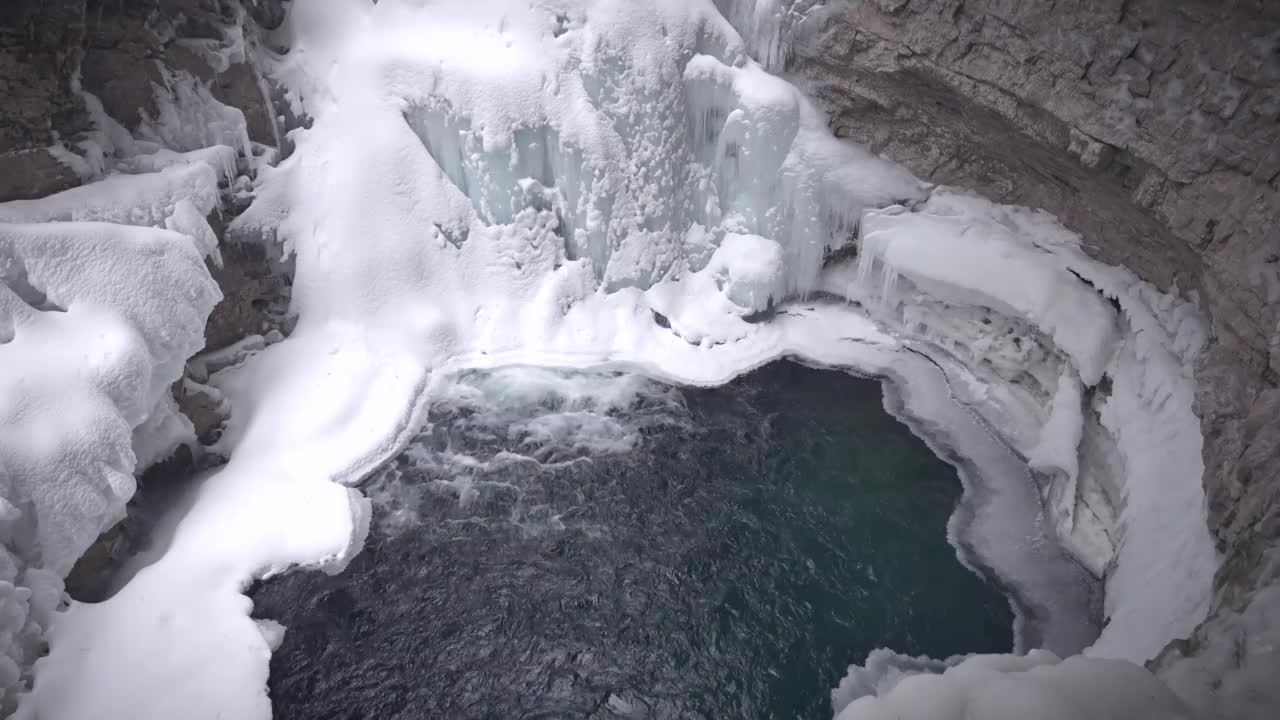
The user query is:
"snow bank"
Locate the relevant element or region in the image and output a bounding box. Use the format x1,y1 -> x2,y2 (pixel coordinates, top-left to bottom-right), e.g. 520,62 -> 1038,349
837,190 -> 1217,665
13,0 -> 1221,718
0,220 -> 218,711
857,198 -> 1121,386
831,649 -> 1196,720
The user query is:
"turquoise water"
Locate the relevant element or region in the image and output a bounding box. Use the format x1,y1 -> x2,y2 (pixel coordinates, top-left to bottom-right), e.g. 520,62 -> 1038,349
251,361 -> 1012,719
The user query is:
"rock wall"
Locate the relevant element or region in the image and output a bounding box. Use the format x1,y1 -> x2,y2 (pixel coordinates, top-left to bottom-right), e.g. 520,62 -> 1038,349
0,1 -> 90,200
0,0 -> 289,349
0,0 -> 281,204
782,0 -> 1279,706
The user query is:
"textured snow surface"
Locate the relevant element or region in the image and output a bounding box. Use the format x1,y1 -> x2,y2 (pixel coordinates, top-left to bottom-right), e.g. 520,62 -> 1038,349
0,220 -> 219,709
832,649 -> 1195,720
0,61 -> 243,711
11,0 -> 1220,718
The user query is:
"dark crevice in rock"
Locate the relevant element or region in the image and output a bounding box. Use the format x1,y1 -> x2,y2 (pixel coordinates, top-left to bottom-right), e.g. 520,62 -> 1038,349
1066,268 -> 1122,316
64,444 -> 218,603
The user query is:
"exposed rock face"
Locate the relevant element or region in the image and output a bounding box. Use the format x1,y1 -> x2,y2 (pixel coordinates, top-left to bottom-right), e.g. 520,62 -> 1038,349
784,0 -> 1279,707
1,0 -> 290,347
0,1 -> 90,199
0,0 -> 281,203
205,241 -> 291,349
76,0 -> 278,146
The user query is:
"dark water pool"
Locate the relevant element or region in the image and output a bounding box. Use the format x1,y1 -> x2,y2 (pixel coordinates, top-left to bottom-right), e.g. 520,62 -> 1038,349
250,361 -> 1012,719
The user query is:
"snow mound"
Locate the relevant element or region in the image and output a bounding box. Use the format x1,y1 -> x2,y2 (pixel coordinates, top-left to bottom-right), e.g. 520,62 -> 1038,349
710,232 -> 784,312
0,221 -> 219,711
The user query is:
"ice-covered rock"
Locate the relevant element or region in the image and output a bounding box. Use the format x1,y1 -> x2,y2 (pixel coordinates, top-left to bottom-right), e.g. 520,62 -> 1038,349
856,193 -> 1121,386
0,153 -> 231,227
831,189 -> 1217,666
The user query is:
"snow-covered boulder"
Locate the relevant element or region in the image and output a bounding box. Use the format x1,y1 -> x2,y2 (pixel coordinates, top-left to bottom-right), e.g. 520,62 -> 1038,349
0,215 -> 220,709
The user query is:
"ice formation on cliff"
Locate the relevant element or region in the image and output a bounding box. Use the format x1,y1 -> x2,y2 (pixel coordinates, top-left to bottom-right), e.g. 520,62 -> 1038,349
832,190 -> 1217,663
4,0 -> 1224,718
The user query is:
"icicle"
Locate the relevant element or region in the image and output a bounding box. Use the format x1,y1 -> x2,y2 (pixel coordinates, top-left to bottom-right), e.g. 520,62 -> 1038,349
879,260 -> 900,310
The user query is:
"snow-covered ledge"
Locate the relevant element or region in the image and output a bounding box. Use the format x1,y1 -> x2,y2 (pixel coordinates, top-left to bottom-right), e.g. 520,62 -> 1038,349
831,191 -> 1217,663
0,183 -> 223,712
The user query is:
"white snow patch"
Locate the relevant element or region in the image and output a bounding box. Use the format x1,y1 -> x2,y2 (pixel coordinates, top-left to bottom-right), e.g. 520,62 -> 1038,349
832,649 -> 1197,720
0,221 -> 218,711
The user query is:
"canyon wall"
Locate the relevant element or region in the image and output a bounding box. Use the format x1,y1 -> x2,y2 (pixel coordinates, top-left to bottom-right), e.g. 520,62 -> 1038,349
0,0 -> 288,367
0,0 -> 90,201
782,0 -> 1279,681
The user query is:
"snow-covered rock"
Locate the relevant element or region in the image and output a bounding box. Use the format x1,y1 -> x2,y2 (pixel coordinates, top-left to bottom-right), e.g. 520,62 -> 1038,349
836,190 -> 1217,664
0,219 -> 219,711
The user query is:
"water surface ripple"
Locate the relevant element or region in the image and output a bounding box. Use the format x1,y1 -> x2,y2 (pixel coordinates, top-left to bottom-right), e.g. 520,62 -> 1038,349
251,361 -> 1013,719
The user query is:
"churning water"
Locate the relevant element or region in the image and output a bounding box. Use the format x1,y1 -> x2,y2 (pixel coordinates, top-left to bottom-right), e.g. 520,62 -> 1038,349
250,361 -> 1012,719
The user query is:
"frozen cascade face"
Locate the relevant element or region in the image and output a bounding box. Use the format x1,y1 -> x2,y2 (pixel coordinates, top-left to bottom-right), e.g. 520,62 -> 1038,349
12,1 -> 1216,719
387,24 -> 913,299
710,0 -> 827,73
